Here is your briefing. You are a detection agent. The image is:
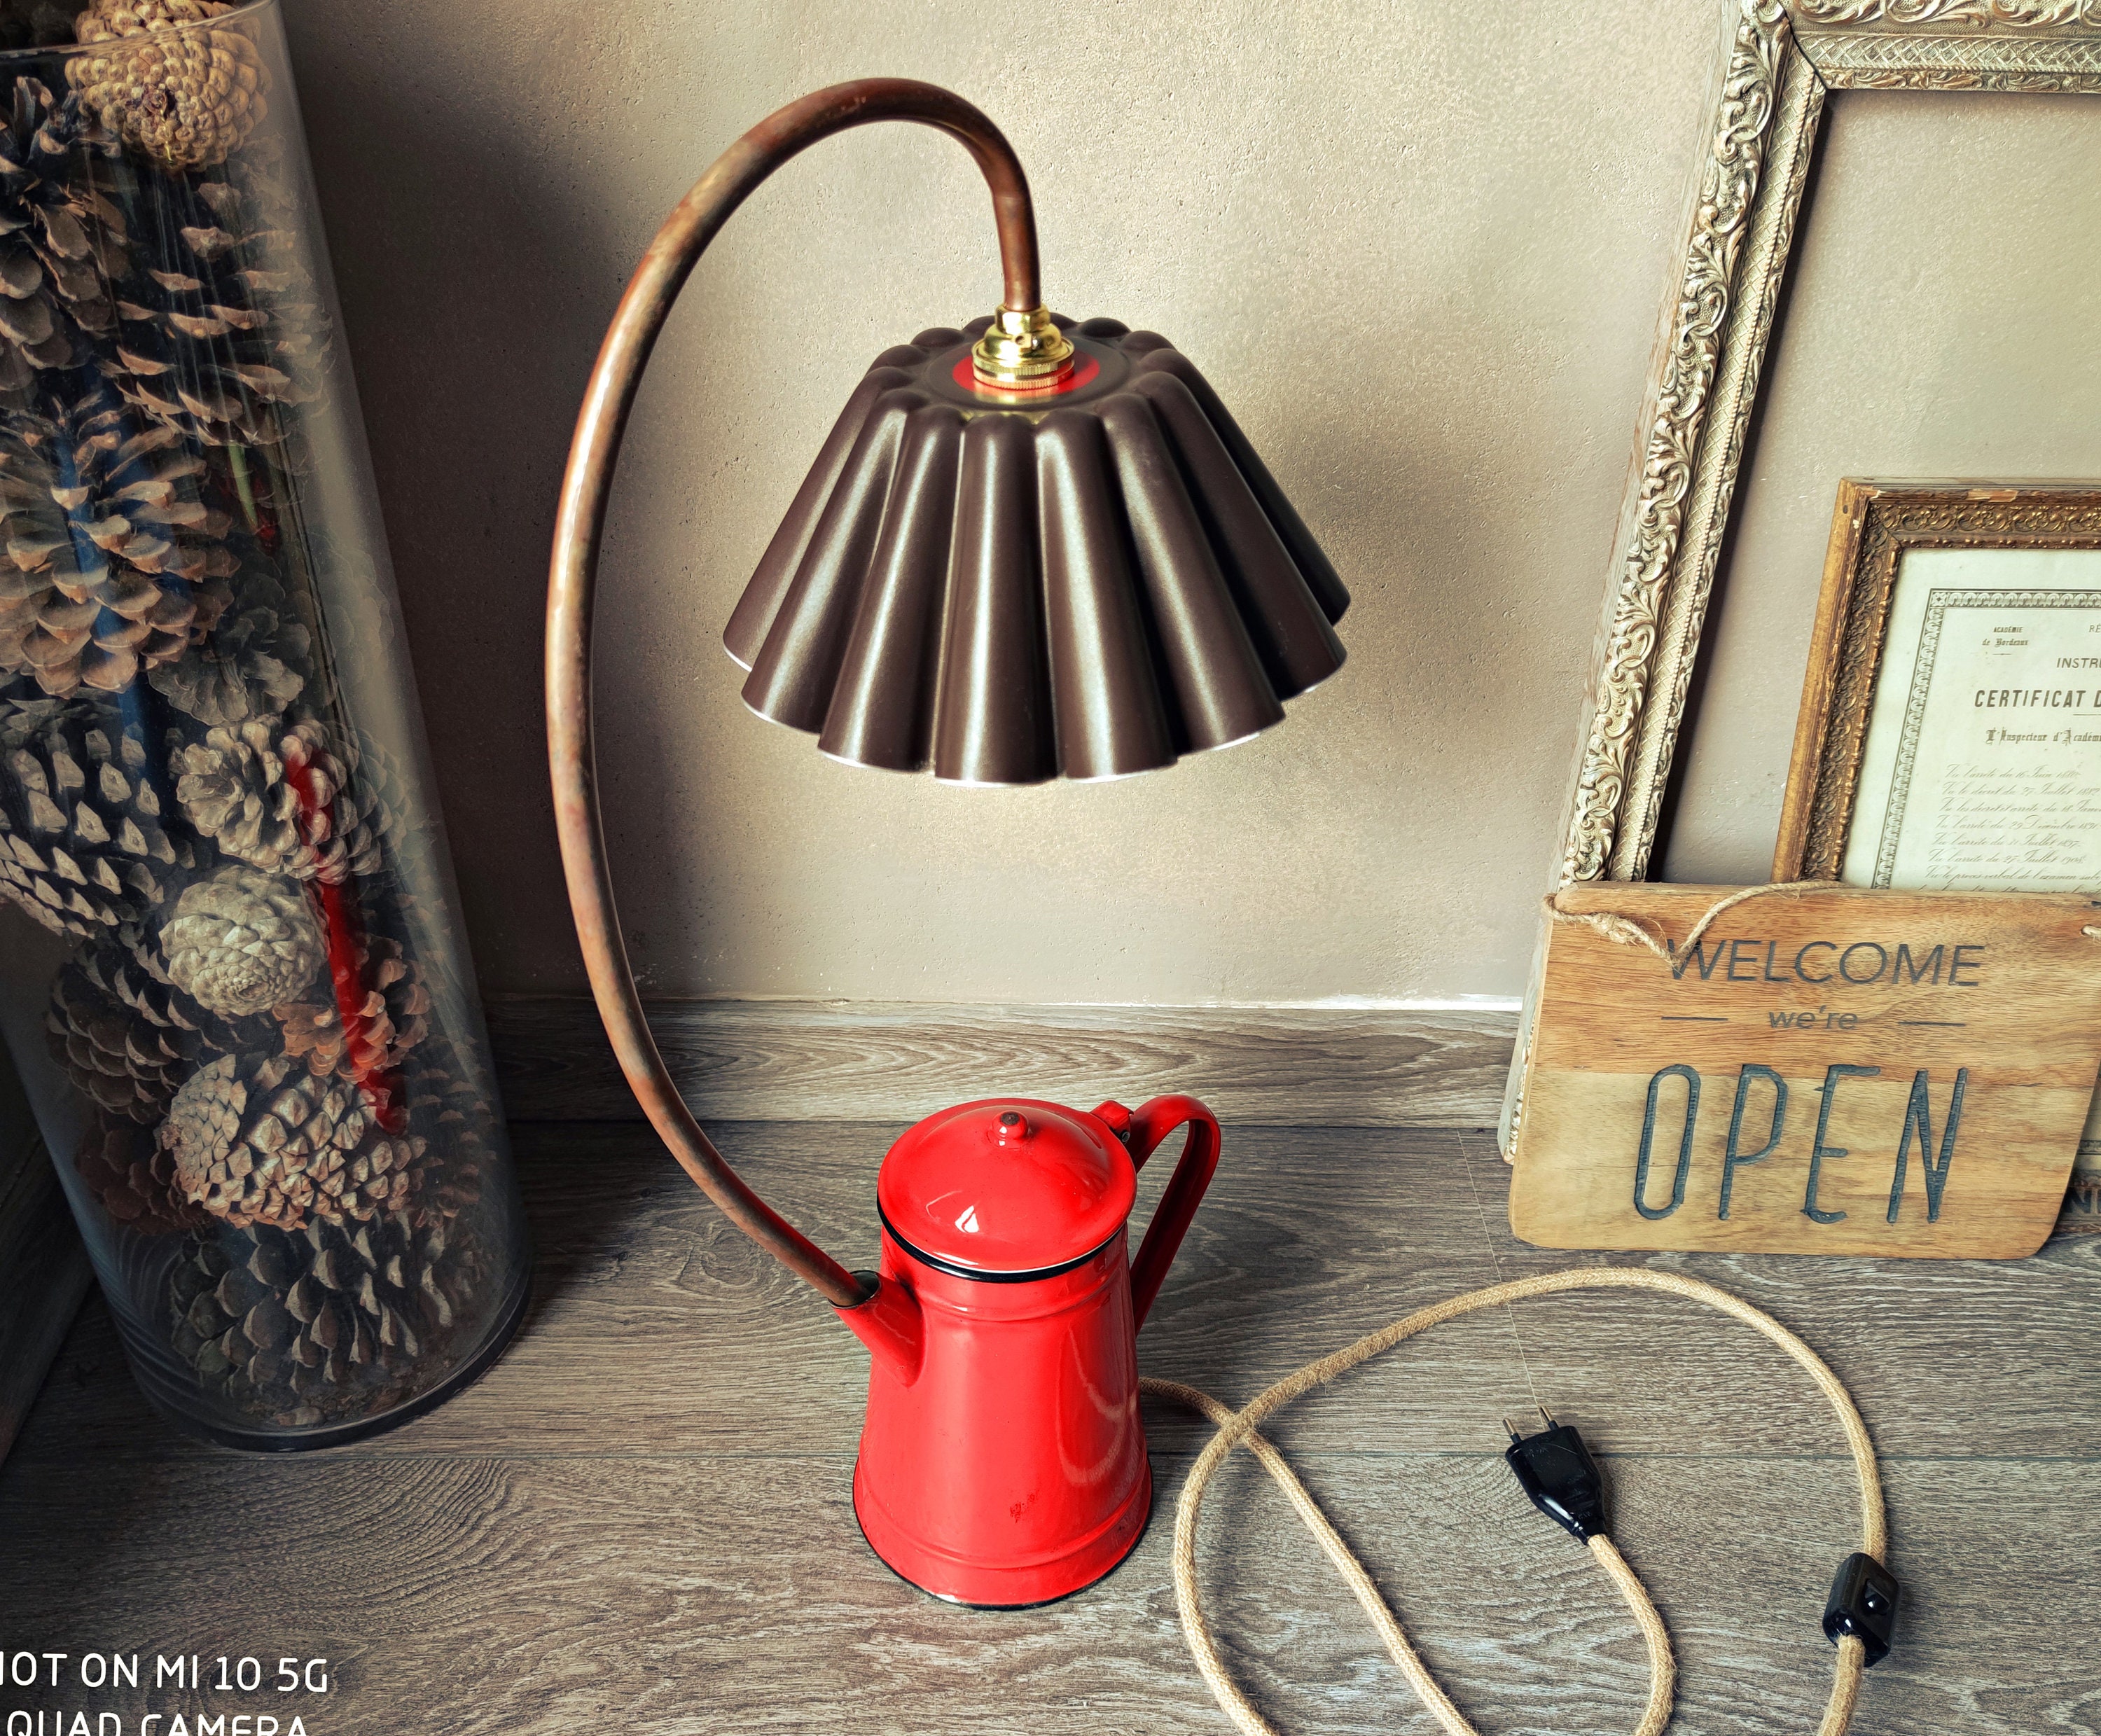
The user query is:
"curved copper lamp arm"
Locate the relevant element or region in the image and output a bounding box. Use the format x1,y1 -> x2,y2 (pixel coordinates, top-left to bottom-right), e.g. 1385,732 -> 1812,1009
548,81 -> 1048,1309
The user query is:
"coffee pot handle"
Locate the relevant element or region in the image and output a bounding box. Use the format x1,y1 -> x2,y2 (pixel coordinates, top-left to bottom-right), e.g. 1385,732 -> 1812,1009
1121,1095 -> 1222,1330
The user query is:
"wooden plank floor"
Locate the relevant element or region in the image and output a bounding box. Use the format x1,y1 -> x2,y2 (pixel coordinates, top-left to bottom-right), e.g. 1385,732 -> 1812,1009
1,1120 -> 2097,1735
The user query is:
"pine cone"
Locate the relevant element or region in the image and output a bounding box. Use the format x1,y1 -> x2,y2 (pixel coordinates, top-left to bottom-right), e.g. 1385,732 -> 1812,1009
271,996 -> 338,1071
173,716 -> 386,884
0,76 -> 127,399
166,1212 -> 482,1425
87,917 -> 230,1032
0,387 -> 238,698
275,935 -> 429,1079
403,1044 -> 495,1223
0,709 -> 186,937
67,0 -> 269,172
159,1048 -> 427,1230
99,169 -> 324,450
45,949 -> 193,1118
76,1115 -> 204,1231
159,860 -> 324,1017
146,557 -> 306,725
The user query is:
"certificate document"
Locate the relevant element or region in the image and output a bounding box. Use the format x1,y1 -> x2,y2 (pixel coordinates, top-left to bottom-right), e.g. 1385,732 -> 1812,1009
1843,546 -> 2101,891
1838,545 -> 2101,1173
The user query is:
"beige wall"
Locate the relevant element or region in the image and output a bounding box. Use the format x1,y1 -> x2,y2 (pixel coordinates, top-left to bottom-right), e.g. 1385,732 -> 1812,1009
1663,90 -> 2101,884
284,0 -> 1729,1003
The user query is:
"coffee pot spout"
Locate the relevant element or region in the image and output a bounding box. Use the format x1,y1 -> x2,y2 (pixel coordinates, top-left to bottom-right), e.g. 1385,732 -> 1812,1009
834,1270 -> 925,1385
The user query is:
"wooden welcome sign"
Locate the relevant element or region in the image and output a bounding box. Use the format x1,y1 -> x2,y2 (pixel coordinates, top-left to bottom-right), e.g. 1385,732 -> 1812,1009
1509,884 -> 2101,1259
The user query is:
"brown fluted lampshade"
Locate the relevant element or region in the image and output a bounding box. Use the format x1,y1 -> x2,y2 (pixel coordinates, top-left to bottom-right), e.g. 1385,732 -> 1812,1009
723,315 -> 1348,784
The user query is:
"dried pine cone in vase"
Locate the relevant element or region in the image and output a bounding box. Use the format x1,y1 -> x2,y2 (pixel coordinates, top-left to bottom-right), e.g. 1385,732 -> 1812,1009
46,933 -> 252,1114
0,76 -> 126,396
101,169 -> 324,450
45,947 -> 194,1118
158,1048 -> 427,1230
402,1044 -> 494,1221
86,913 -> 230,1028
67,0 -> 269,171
174,716 -> 388,884
75,1114 -> 204,1231
0,387 -> 237,698
158,859 -> 324,1016
167,1212 -> 483,1424
0,710 -> 187,937
276,935 -> 428,1079
146,555 -> 306,725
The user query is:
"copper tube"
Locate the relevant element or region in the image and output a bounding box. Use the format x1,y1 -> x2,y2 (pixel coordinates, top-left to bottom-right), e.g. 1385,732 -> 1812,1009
547,81 -> 1048,1309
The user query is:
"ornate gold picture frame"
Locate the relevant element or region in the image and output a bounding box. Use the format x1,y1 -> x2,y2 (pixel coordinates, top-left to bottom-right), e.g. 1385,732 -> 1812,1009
1555,0 -> 2101,891
1774,480 -> 2101,881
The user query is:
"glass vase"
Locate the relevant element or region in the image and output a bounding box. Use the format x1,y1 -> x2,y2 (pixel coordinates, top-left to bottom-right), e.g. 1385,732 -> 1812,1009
0,0 -> 528,1448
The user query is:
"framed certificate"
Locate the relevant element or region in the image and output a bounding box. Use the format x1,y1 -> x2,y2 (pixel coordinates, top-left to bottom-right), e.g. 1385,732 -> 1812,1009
1776,481 -> 2101,1231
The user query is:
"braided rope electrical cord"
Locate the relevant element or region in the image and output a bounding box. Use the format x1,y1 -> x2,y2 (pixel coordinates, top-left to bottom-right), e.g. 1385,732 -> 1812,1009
1140,1267 -> 1885,1736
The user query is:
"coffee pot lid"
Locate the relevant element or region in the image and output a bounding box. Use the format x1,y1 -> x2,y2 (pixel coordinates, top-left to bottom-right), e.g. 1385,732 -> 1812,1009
876,1097 -> 1137,1277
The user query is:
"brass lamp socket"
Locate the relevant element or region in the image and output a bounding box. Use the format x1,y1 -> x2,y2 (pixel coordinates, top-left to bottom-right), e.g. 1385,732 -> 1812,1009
971,305 -> 1076,389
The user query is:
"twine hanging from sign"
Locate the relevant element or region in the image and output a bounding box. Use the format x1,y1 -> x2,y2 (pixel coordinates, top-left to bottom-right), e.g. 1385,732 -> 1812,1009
1544,881 -> 1845,964
1545,880 -> 2101,961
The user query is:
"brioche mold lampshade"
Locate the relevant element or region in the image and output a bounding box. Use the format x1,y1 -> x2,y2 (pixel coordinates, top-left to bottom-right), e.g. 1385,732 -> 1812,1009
727,317 -> 1349,784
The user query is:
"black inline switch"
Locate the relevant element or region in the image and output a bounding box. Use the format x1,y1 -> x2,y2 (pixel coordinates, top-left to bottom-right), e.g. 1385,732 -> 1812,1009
1822,1552 -> 1899,1667
1504,1411 -> 1608,1541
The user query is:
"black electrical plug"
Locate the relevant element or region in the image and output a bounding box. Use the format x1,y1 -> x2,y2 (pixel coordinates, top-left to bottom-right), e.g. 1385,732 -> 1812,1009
1504,1410 -> 1608,1541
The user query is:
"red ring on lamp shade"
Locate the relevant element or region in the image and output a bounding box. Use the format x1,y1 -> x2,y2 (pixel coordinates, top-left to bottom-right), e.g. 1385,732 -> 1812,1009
953,349 -> 1100,398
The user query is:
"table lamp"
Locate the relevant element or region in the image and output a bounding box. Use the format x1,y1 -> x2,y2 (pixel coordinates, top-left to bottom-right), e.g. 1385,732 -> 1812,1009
546,78 -> 1347,1604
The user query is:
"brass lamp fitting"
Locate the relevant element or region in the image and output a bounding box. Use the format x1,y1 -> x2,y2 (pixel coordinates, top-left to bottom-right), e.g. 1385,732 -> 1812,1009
971,305 -> 1075,387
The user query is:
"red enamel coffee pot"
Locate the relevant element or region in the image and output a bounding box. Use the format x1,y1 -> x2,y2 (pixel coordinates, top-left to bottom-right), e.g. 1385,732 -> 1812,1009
840,1094 -> 1221,1604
